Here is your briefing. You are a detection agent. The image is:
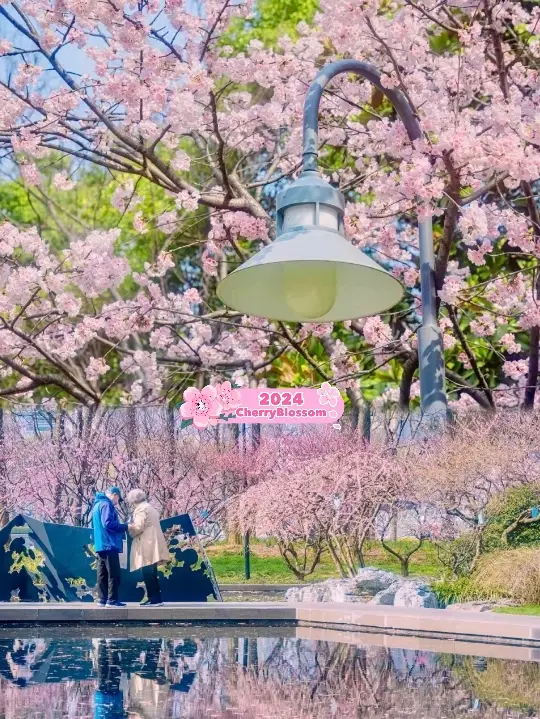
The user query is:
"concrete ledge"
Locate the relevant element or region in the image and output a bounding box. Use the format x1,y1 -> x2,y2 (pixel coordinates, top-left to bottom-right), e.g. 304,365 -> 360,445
295,603 -> 540,644
220,584 -> 299,592
0,602 -> 296,624
2,602 -> 540,648
295,626 -> 540,663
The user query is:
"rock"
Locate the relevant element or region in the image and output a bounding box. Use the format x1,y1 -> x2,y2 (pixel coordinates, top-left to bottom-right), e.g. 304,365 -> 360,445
286,567 -> 439,608
351,568 -> 398,595
446,601 -> 493,612
285,579 -> 357,603
393,581 -> 438,609
372,583 -> 399,605
446,599 -> 518,612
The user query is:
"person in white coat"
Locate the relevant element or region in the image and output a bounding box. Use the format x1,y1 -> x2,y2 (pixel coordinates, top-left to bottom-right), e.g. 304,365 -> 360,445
126,489 -> 170,606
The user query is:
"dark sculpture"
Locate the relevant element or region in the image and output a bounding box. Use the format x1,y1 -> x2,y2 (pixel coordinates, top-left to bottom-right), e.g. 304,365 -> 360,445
0,636 -> 201,698
0,513 -> 221,603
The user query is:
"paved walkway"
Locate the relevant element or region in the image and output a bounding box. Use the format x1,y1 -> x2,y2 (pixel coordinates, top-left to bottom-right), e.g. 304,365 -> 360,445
2,602 -> 540,649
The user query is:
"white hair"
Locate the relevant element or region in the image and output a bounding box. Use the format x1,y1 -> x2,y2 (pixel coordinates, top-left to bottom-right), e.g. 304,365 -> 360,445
127,488 -> 147,506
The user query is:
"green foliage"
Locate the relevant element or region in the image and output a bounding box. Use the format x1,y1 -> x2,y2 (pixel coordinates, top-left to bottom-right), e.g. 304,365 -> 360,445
487,485 -> 540,547
460,657 -> 540,713
207,539 -> 443,584
431,576 -> 502,606
494,604 -> 540,616
223,0 -> 319,50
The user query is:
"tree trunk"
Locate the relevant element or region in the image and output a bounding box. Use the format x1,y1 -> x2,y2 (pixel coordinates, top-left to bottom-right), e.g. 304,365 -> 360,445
525,273 -> 540,408
522,181 -> 540,408
391,513 -> 398,541
54,409 -> 66,523
166,405 -> 176,511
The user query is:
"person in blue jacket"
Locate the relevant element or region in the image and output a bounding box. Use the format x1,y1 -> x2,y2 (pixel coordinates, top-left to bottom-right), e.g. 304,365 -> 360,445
92,487 -> 128,607
94,639 -> 125,719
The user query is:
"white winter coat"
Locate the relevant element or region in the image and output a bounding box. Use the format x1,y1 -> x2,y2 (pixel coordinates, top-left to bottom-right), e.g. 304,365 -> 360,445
128,501 -> 170,571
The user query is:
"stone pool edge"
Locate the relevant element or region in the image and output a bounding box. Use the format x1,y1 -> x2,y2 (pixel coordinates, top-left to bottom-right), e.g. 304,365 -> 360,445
2,601 -> 540,646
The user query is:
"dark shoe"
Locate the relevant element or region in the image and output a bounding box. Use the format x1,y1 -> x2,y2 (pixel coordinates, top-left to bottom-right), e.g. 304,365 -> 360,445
139,599 -> 163,607
96,600 -> 106,607
106,600 -> 126,607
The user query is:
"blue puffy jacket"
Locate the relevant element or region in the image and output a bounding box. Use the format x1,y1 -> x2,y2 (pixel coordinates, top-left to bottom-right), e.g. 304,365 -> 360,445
94,690 -> 125,719
92,493 -> 128,553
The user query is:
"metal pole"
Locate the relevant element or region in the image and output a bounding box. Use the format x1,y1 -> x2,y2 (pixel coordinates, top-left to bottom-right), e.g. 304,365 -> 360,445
418,217 -> 447,417
243,529 -> 251,581
302,60 -> 447,419
241,423 -> 251,580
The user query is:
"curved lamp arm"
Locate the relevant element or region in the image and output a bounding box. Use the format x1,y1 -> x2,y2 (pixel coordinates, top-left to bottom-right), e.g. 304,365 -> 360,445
303,59 -> 421,173
301,59 -> 447,419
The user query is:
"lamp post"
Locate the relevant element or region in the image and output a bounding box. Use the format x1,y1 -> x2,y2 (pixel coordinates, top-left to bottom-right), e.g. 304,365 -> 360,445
218,60 -> 447,418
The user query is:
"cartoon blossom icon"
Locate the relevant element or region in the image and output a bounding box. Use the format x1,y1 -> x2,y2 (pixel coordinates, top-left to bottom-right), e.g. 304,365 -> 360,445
317,381 -> 340,407
215,381 -> 242,412
180,385 -> 222,429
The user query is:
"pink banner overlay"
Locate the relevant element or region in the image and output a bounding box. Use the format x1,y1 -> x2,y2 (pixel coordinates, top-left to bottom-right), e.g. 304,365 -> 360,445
179,382 -> 344,430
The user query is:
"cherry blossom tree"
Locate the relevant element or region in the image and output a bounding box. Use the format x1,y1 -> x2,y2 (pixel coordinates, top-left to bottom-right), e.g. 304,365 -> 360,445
408,409 -> 540,571
1,406 -> 227,525
1,0 -> 540,414
232,428 -> 402,578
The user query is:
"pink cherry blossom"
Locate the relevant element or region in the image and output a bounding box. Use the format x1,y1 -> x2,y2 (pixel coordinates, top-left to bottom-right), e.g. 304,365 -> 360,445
53,173 -> 75,191
180,386 -> 223,429
85,357 -> 109,381
215,381 -> 242,412
317,382 -> 341,407
503,359 -> 529,381
2,0 -> 540,410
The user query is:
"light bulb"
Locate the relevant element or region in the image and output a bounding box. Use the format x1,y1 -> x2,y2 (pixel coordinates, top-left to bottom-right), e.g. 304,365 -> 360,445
282,262 -> 337,319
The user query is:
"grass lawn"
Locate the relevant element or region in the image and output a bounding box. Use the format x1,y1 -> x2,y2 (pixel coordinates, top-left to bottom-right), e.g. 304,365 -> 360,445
493,605 -> 540,616
206,539 -> 443,584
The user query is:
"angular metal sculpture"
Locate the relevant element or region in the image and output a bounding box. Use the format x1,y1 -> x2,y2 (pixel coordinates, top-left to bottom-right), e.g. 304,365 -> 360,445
0,636 -> 200,691
0,513 -> 221,602
0,515 -> 42,602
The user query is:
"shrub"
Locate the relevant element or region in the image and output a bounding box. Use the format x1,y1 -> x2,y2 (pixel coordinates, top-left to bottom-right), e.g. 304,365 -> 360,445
486,485 -> 540,548
472,547 -> 540,604
461,658 -> 540,712
431,576 -> 503,607
435,534 -> 477,577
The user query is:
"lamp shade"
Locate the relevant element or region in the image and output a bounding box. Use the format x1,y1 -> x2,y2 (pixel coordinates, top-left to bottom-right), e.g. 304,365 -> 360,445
217,171 -> 404,322
217,227 -> 404,322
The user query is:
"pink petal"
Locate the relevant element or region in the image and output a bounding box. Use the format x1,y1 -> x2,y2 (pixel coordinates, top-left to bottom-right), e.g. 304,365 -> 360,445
180,403 -> 195,418
208,400 -> 223,417
193,415 -> 209,429
183,387 -> 201,402
201,385 -> 217,401
221,381 -> 232,392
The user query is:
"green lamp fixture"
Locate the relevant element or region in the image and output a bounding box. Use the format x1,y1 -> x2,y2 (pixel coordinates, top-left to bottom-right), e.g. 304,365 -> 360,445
217,171 -> 404,322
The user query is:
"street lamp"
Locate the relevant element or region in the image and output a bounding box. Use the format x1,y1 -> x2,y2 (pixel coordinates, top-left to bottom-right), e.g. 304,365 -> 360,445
217,60 -> 447,418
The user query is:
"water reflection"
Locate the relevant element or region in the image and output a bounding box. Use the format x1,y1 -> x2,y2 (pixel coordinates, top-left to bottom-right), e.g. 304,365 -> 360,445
0,633 -> 539,718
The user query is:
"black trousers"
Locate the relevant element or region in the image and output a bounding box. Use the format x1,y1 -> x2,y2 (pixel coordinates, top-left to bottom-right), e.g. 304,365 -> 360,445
142,563 -> 162,602
97,551 -> 121,602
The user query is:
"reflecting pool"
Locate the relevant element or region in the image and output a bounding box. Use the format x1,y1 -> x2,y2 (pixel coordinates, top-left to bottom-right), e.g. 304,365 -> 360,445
0,626 -> 539,718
